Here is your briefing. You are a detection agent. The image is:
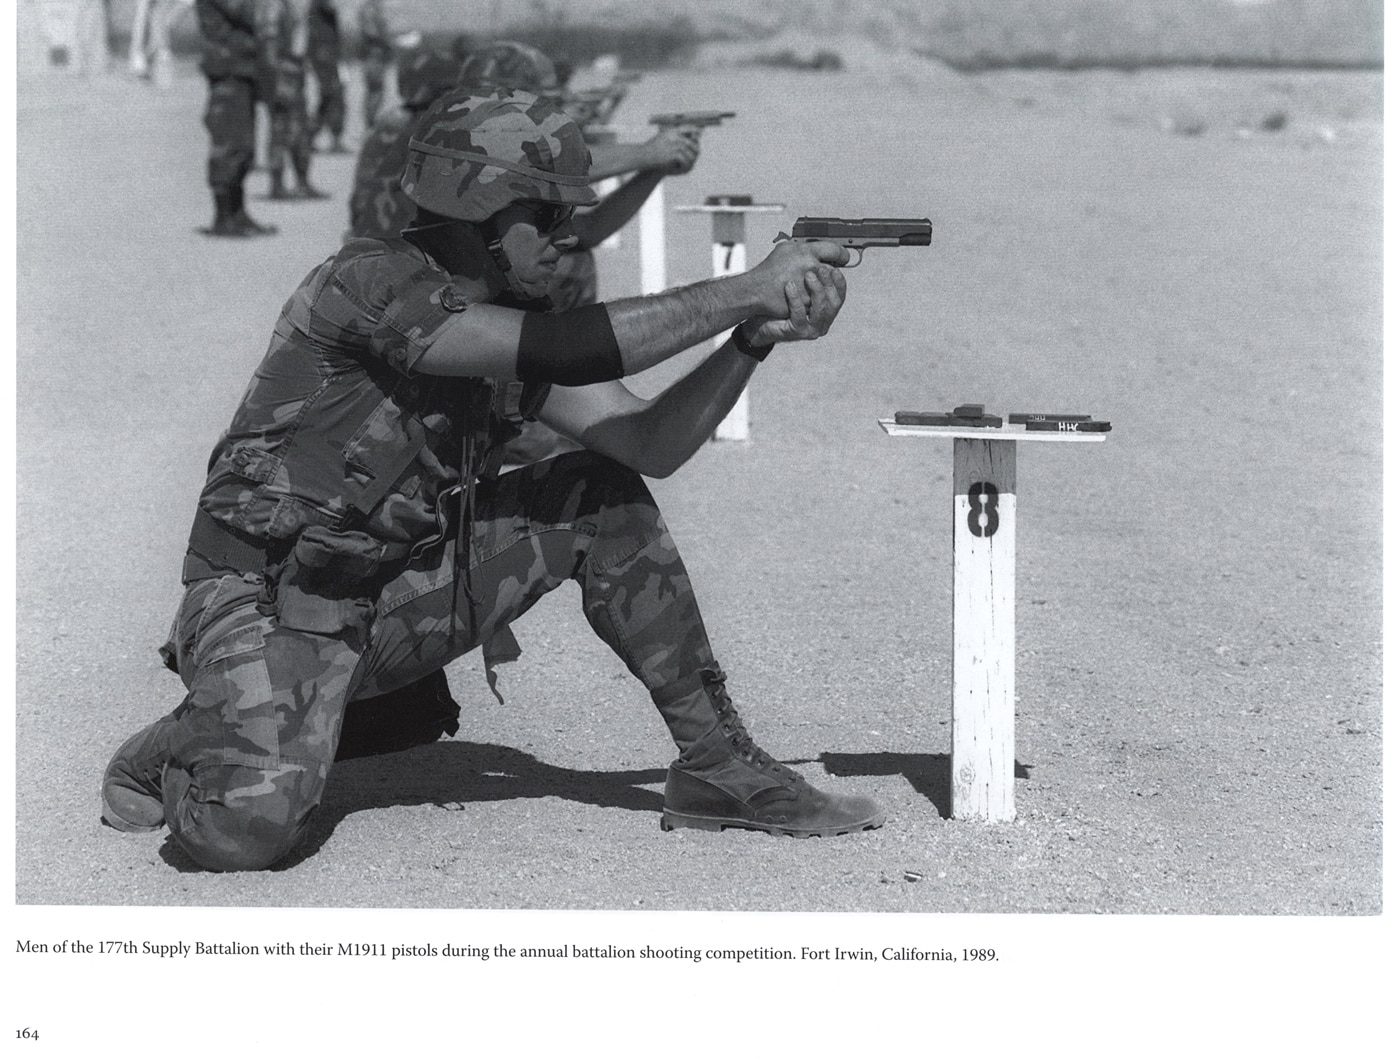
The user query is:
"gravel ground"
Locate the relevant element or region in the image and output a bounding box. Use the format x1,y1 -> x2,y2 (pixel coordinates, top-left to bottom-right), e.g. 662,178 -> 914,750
7,55 -> 1387,1051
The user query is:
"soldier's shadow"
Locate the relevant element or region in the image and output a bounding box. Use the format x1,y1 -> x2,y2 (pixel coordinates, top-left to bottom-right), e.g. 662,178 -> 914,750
156,740 -> 670,872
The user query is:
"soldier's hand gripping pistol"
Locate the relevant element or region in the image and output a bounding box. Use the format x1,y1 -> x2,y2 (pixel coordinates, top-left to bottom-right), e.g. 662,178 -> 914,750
775,217 -> 933,266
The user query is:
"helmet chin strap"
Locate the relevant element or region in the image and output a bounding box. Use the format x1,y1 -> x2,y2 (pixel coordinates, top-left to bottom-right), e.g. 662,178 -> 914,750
484,234 -> 537,300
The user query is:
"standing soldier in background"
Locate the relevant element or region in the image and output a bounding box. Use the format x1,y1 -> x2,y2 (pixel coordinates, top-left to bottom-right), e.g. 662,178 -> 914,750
357,0 -> 392,133
307,0 -> 347,152
194,0 -> 279,236
265,0 -> 328,200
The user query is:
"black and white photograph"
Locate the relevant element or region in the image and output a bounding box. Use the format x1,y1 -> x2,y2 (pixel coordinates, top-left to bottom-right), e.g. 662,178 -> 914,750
6,0 -> 1389,1051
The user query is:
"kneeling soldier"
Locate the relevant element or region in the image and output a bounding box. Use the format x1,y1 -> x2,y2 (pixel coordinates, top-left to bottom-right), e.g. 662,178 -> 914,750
102,87 -> 884,871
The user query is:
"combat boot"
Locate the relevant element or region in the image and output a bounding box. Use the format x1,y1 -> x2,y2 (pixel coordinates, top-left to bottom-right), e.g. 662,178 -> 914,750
101,706 -> 186,832
200,190 -> 249,237
267,168 -> 293,200
655,668 -> 885,838
230,186 -> 278,235
292,161 -> 330,200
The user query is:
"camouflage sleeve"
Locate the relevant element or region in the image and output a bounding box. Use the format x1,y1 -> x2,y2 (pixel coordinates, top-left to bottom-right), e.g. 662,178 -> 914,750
314,249 -> 475,376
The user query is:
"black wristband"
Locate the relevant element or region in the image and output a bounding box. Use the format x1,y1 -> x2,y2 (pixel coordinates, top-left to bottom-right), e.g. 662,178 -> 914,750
731,324 -> 774,362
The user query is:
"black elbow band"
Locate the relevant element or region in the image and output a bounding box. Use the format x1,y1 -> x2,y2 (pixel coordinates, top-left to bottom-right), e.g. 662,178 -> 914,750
517,304 -> 624,386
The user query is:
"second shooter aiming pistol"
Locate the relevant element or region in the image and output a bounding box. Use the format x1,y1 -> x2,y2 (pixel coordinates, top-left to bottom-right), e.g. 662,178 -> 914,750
649,110 -> 737,131
776,217 -> 932,266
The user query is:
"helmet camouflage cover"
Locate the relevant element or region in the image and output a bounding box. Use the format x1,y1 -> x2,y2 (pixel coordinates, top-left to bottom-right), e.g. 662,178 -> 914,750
401,87 -> 596,222
396,44 -> 469,110
458,40 -> 562,95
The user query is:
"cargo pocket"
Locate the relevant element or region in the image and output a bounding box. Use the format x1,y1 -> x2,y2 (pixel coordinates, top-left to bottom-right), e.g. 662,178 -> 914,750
199,622 -> 281,771
273,527 -> 381,639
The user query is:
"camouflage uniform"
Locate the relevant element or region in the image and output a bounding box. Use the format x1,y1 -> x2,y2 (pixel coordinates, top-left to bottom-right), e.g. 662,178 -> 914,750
264,0 -> 316,195
194,0 -> 278,199
105,85 -> 886,862
306,0 -> 345,146
106,239 -> 715,871
356,0 -> 392,131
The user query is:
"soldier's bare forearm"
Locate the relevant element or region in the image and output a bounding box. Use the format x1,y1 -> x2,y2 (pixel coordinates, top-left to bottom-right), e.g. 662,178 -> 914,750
606,275 -> 761,376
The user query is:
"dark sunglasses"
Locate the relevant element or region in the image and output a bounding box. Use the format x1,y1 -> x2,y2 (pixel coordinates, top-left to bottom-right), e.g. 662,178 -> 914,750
521,201 -> 576,235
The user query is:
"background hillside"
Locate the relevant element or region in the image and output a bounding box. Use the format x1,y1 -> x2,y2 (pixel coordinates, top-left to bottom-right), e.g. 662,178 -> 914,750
102,0 -> 1383,70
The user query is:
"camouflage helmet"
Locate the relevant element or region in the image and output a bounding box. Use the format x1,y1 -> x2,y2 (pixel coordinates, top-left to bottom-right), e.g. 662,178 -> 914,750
396,45 -> 468,110
458,40 -> 562,95
401,87 -> 596,223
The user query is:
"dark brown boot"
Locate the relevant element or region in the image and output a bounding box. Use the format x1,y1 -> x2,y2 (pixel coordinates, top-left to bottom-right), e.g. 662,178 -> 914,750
655,668 -> 885,838
101,707 -> 186,832
199,190 -> 250,237
267,168 -> 294,200
231,186 -> 278,235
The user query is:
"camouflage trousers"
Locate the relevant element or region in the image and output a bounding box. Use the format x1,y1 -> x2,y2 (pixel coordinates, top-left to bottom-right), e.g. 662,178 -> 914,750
362,56 -> 388,131
267,90 -> 312,178
308,54 -> 345,139
203,75 -> 257,192
148,452 -> 715,871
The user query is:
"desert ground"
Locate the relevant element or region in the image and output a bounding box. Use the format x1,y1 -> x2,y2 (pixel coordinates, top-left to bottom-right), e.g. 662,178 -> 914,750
7,43 -> 1386,1051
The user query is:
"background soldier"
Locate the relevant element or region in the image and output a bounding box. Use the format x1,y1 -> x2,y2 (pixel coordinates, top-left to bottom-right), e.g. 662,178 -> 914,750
306,0 -> 346,151
346,39 -> 473,241
265,0 -> 327,199
101,87 -> 880,871
194,0 -> 279,236
356,0 -> 392,132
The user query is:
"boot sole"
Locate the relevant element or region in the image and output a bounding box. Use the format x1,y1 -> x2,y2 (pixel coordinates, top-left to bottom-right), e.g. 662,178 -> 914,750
660,808 -> 886,838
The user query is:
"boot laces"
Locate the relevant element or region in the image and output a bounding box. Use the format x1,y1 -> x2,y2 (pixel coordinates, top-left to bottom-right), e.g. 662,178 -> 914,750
703,670 -> 801,783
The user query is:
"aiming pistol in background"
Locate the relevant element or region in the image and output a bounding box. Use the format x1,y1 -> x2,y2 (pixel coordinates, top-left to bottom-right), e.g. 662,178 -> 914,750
777,217 -> 933,265
649,110 -> 737,131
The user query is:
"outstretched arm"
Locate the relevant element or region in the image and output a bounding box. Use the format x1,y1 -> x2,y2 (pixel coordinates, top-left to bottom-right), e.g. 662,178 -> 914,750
537,264 -> 846,477
413,240 -> 848,383
587,128 -> 698,181
571,169 -> 666,250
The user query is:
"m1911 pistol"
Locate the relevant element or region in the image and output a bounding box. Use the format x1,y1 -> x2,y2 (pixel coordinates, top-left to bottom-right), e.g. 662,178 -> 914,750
776,216 -> 932,266
649,110 -> 737,130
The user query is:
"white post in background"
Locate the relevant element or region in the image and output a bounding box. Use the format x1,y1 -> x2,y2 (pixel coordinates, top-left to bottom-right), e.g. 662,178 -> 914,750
638,182 -> 667,294
595,177 -> 622,249
675,195 -> 785,442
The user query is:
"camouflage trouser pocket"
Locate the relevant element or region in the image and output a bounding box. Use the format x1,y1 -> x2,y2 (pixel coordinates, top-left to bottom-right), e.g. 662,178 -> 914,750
276,580 -> 374,637
273,530 -> 380,637
198,622 -> 281,771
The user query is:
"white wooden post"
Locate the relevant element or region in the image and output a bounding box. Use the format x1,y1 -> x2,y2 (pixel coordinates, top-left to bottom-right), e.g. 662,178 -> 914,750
675,196 -> 785,442
952,439 -> 1017,821
595,177 -> 622,250
878,418 -> 1108,821
639,182 -> 667,294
